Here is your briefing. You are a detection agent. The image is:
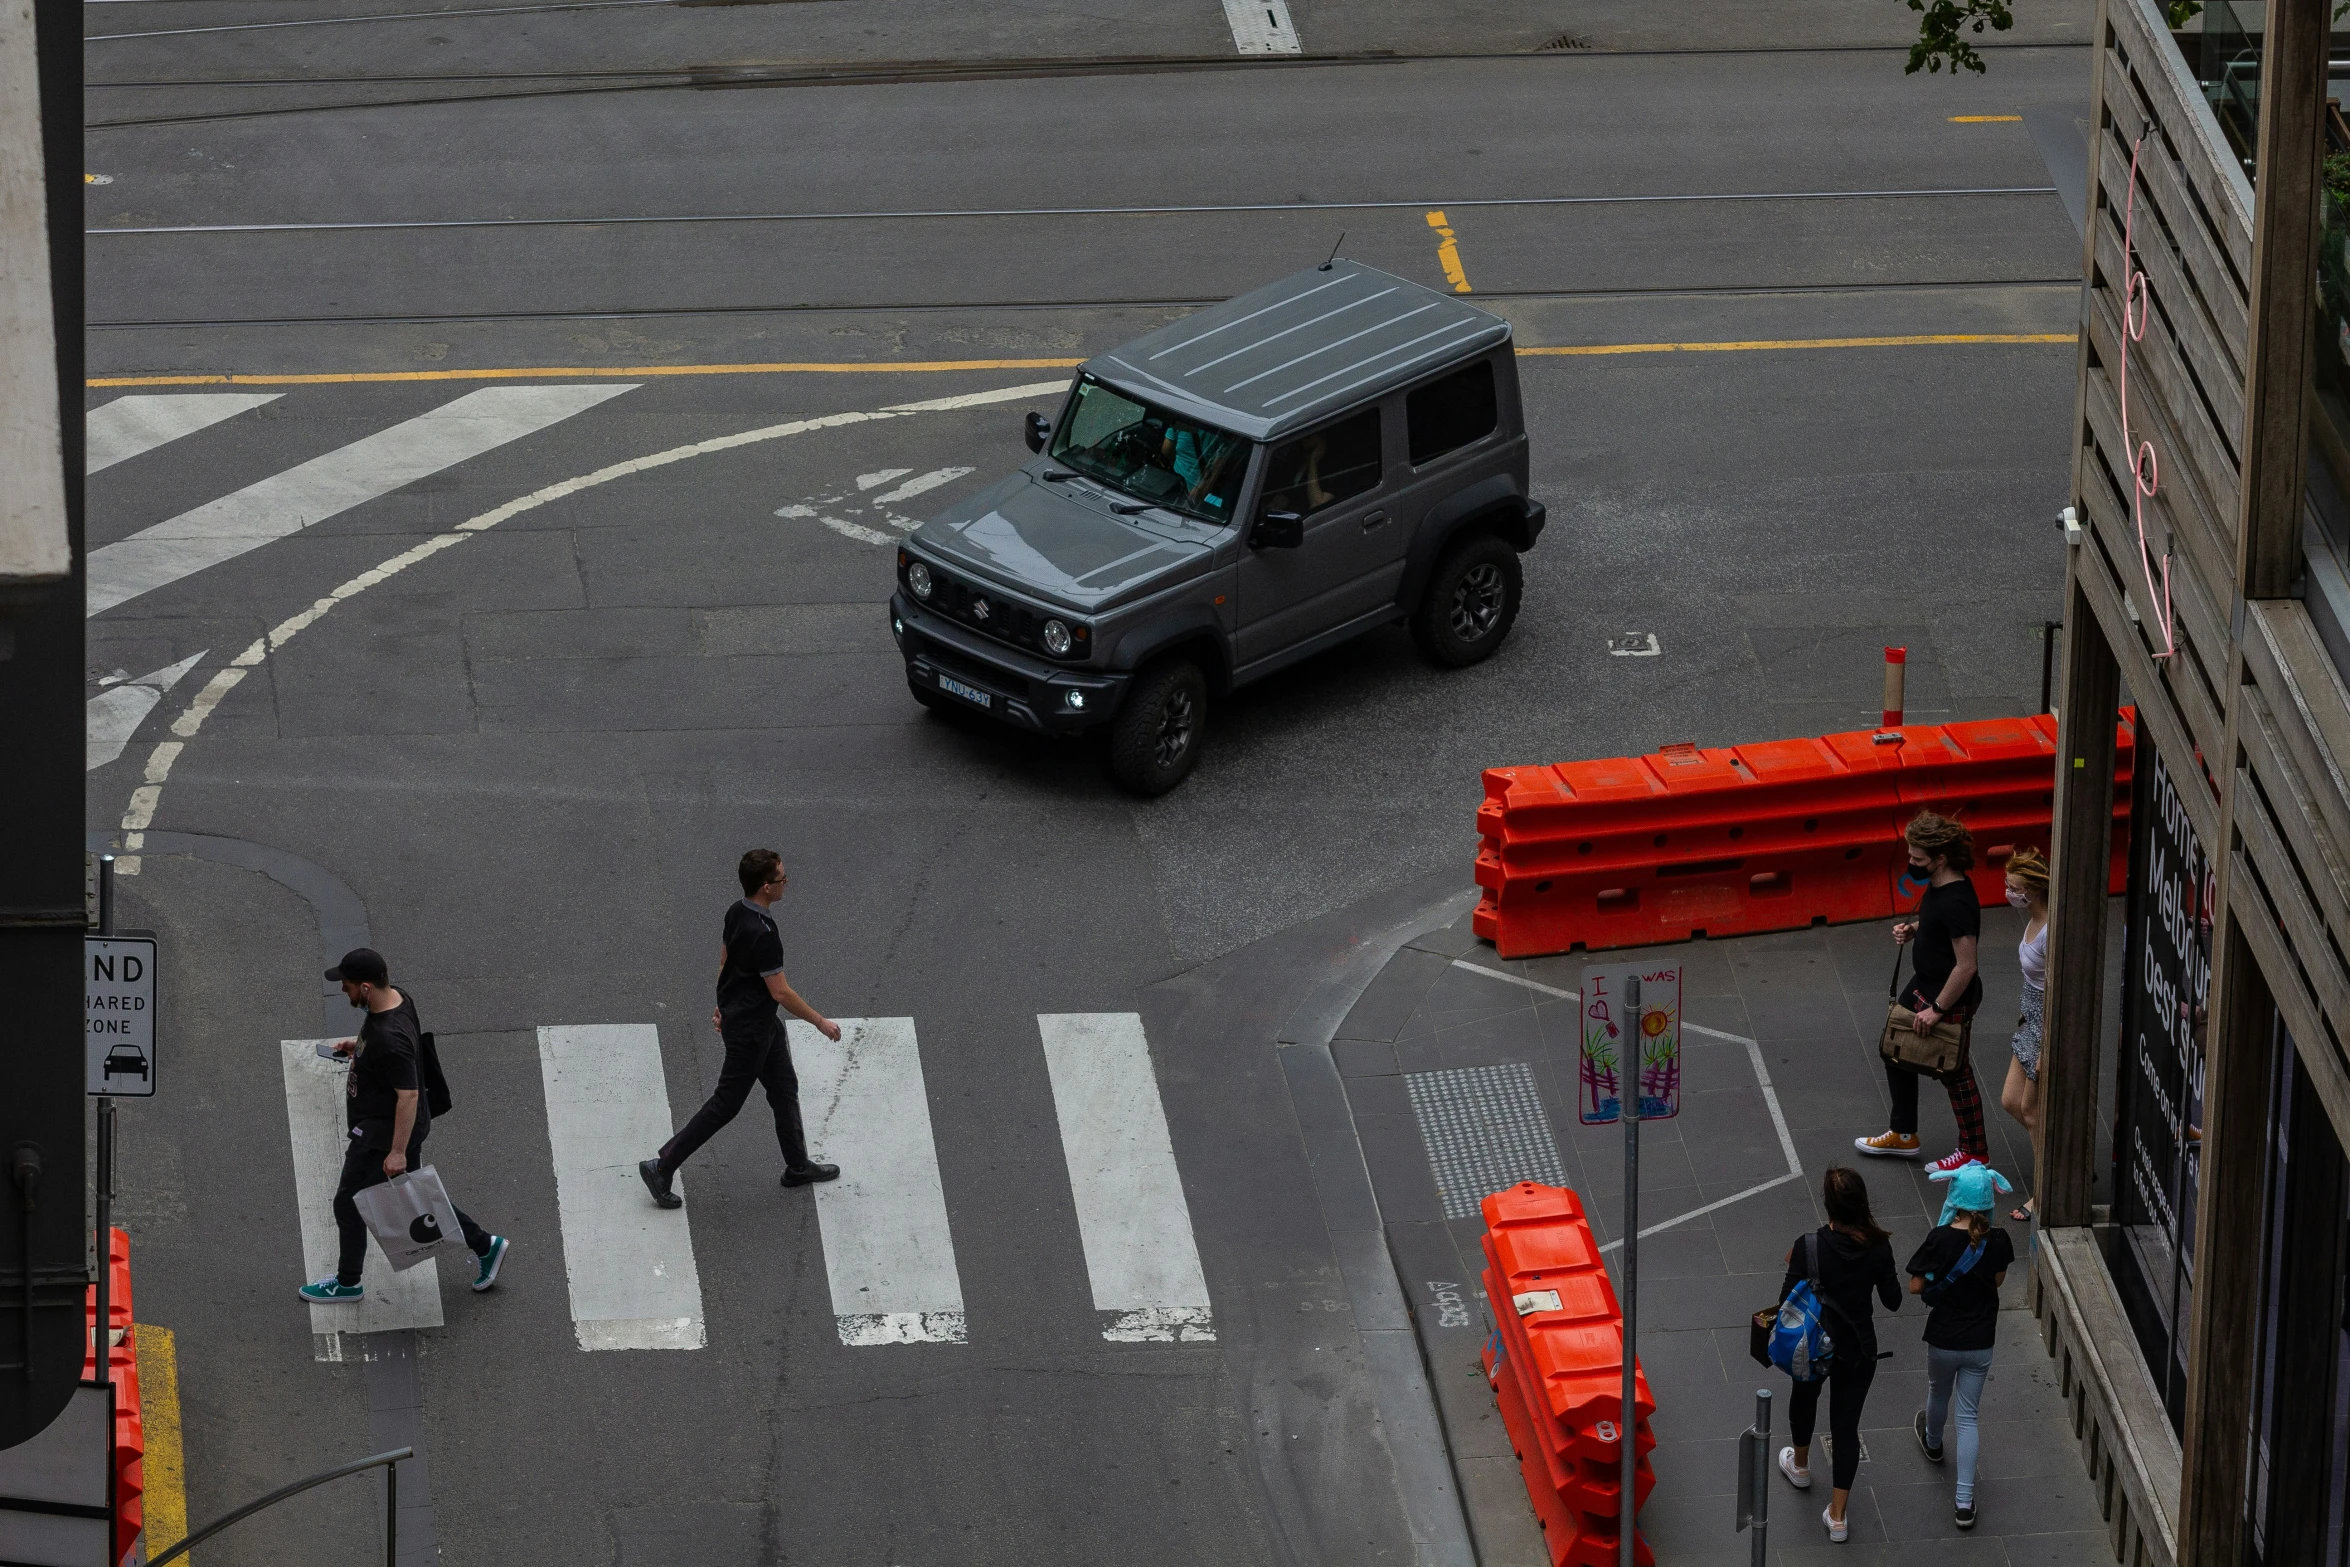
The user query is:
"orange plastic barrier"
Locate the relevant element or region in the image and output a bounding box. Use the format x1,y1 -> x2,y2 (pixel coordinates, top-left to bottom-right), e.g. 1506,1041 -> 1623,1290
82,1228 -> 143,1567
1473,710 -> 2136,959
1479,1183 -> 1654,1567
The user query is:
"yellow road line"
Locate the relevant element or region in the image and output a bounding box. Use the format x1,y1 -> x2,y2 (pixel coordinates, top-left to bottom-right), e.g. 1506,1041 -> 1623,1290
1425,210 -> 1473,295
1950,115 -> 2024,122
1518,332 -> 2075,356
135,1324 -> 188,1565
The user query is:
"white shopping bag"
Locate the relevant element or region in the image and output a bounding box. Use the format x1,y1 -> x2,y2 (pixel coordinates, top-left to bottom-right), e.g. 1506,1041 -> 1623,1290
351,1165 -> 463,1272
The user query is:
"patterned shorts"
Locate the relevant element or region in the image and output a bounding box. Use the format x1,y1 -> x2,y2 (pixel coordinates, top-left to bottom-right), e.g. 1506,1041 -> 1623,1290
2011,980 -> 2044,1081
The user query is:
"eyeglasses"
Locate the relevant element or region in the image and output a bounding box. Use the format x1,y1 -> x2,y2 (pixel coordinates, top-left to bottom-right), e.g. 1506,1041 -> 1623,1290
767,874 -> 788,888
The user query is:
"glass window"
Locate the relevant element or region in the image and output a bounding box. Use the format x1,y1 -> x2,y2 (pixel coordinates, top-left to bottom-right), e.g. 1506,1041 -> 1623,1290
1049,376 -> 1248,523
1406,360 -> 1498,466
1261,408 -> 1383,519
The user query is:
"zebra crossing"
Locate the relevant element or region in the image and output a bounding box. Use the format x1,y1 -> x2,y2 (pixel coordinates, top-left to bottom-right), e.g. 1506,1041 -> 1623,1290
281,1014 -> 1214,1360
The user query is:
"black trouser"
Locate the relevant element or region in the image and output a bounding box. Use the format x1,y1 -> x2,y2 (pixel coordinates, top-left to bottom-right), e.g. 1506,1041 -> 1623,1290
1885,989 -> 1988,1156
657,1019 -> 809,1175
1787,1352 -> 1878,1491
333,1133 -> 493,1286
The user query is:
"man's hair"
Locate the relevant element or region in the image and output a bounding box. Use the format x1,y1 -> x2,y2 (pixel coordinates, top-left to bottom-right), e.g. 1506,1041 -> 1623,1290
738,848 -> 782,897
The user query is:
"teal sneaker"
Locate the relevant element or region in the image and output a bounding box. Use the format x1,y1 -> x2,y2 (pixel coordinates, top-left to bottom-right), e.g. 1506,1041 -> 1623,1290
471,1236 -> 509,1293
297,1276 -> 364,1304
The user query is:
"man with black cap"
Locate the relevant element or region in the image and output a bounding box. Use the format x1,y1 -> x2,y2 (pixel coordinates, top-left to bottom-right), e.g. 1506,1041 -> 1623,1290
298,948 -> 509,1303
638,849 -> 841,1208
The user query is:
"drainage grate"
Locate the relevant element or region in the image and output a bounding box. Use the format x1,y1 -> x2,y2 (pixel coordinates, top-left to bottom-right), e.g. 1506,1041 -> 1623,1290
1406,1063 -> 1571,1220
1534,31 -> 1593,50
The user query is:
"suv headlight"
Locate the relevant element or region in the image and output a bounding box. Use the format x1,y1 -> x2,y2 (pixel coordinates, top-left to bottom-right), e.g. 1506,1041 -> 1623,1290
1042,618 -> 1072,656
906,560 -> 933,600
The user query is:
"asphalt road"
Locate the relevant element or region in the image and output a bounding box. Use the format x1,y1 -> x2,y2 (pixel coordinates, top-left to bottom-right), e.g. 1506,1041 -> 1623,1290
81,7 -> 2093,1564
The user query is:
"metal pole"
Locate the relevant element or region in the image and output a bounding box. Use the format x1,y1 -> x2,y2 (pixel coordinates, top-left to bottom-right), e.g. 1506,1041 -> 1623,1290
1751,1388 -> 1772,1567
92,858 -> 113,1401
1620,975 -> 1640,1567
386,1455 -> 398,1567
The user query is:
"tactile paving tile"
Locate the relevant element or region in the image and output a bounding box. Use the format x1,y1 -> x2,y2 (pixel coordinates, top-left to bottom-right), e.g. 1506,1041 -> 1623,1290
1404,1063 -> 1570,1220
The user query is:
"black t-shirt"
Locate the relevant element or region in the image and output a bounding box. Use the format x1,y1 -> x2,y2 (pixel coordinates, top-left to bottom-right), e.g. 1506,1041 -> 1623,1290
716,899 -> 786,1036
1904,878 -> 1985,1014
1778,1227 -> 1902,1358
348,992 -> 429,1150
1905,1225 -> 2015,1351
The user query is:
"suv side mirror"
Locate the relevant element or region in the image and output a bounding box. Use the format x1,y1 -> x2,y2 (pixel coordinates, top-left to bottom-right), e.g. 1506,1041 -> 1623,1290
1251,511 -> 1304,550
1024,412 -> 1051,453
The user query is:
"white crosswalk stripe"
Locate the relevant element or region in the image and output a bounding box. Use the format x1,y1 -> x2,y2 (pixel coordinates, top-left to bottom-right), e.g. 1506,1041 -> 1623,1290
1037,1014 -> 1215,1342
87,383 -> 634,617
789,1017 -> 967,1345
538,1025 -> 706,1351
281,1039 -> 444,1350
86,392 -> 281,474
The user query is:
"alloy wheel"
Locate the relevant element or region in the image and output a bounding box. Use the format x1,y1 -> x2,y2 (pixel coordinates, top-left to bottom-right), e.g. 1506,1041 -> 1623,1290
1449,562 -> 1507,642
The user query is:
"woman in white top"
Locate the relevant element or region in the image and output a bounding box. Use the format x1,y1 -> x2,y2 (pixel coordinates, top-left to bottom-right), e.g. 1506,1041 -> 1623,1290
2001,848 -> 2050,1221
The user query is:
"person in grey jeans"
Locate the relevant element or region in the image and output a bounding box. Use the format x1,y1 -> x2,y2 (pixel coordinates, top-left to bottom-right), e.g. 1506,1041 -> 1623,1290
1905,1162 -> 2016,1529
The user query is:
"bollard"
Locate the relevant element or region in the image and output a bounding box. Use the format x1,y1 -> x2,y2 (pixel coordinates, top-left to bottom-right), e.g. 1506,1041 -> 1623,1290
1735,1387 -> 1771,1565
1881,647 -> 1906,728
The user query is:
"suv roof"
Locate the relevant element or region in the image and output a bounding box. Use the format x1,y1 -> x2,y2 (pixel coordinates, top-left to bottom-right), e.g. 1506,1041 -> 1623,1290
1083,263 -> 1511,442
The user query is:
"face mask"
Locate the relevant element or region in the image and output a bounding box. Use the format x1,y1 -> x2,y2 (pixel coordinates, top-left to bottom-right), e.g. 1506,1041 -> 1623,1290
1908,862 -> 1934,880
2006,888 -> 2031,909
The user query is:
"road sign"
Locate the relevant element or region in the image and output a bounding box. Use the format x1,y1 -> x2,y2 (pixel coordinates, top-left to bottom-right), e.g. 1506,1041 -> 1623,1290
1578,963 -> 1683,1124
85,936 -> 156,1097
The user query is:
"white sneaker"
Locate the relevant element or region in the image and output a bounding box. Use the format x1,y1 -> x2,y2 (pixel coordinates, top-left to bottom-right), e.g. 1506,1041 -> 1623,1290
1822,1505 -> 1848,1542
1778,1446 -> 1812,1490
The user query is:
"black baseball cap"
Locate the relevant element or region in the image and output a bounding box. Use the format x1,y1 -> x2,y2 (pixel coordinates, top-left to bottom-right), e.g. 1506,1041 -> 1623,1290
326,948 -> 389,986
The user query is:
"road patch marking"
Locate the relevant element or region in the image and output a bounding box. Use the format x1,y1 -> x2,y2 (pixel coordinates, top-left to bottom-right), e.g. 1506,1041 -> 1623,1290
86,392 -> 279,473
281,1039 -> 445,1348
87,649 -> 205,769
133,1324 -> 188,1565
1221,0 -> 1300,53
538,1025 -> 706,1351
791,1018 -> 967,1345
1038,1014 -> 1215,1342
86,383 -> 634,617
1425,210 -> 1472,294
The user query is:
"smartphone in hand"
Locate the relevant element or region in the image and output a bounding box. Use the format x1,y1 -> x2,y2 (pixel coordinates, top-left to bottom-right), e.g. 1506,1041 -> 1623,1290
316,1041 -> 351,1061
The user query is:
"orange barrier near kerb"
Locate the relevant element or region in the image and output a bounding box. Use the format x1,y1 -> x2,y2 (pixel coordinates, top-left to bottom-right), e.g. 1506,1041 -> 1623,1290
83,1228 -> 143,1567
1472,710 -> 2135,959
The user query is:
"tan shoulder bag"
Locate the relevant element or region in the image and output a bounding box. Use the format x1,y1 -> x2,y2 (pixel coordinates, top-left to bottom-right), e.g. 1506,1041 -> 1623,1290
1879,943 -> 1968,1077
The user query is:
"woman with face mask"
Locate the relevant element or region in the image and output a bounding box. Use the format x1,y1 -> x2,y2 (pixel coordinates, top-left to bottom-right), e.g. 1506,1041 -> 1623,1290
1856,812 -> 1989,1171
1997,849 -> 2049,1220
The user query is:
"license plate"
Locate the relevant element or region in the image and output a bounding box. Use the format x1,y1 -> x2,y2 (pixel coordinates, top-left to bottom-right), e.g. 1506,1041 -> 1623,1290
937,673 -> 992,709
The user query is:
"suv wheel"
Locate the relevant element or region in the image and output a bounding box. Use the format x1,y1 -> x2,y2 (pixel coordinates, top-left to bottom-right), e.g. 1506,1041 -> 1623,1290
1107,659 -> 1208,796
1412,533 -> 1522,667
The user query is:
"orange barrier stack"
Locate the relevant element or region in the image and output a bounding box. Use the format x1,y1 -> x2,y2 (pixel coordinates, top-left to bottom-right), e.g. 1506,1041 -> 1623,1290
1478,1182 -> 1654,1567
1473,710 -> 2136,958
82,1228 -> 144,1567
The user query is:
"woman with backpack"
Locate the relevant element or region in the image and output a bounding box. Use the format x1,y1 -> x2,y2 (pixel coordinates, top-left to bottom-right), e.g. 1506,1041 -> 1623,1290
1907,1162 -> 2017,1529
1776,1165 -> 1902,1543
1855,812 -> 1989,1172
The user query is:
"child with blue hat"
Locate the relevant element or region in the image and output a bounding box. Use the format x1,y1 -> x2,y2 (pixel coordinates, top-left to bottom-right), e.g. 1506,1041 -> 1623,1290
1905,1162 -> 2018,1530
1928,1160 -> 2013,1227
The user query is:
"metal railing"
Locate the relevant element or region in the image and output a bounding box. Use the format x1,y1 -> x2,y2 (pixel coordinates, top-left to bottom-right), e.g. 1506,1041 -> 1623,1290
147,1446 -> 413,1567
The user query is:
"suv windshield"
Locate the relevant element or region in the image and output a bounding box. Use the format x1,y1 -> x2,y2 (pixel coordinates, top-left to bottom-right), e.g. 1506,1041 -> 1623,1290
1049,376 -> 1250,524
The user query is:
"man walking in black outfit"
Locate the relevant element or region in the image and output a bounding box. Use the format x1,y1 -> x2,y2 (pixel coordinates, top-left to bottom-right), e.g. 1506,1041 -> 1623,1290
639,849 -> 840,1208
298,948 -> 509,1303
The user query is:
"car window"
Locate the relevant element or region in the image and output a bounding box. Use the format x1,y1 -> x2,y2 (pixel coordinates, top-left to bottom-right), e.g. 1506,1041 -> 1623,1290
1049,376 -> 1248,522
1261,407 -> 1383,520
1406,360 -> 1498,466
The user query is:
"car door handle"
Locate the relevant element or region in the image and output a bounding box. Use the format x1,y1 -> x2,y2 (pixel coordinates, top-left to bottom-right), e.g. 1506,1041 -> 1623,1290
1361,511 -> 1390,531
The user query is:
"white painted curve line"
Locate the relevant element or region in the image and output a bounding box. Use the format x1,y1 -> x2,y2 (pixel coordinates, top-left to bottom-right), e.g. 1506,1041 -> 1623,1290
1445,958 -> 1805,1252
86,383 -> 634,617
538,1025 -> 706,1351
1038,1013 -> 1215,1343
86,649 -> 204,770
86,392 -> 280,474
281,1040 -> 444,1350
790,1018 -> 966,1345
1222,0 -> 1299,53
870,466 -> 973,506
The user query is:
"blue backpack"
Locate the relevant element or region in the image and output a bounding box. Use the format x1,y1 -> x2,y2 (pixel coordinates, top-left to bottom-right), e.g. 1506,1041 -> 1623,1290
1768,1234 -> 1838,1383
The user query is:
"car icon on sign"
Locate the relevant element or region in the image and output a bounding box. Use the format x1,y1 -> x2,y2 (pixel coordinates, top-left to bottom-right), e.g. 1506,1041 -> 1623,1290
103,1044 -> 148,1082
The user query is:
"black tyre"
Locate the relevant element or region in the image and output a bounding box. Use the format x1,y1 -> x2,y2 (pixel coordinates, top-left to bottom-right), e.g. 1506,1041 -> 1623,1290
1411,532 -> 1522,667
1107,659 -> 1208,796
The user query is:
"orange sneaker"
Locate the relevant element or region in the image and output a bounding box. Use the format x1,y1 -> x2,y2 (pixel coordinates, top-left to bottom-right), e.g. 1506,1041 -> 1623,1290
1853,1130 -> 1921,1158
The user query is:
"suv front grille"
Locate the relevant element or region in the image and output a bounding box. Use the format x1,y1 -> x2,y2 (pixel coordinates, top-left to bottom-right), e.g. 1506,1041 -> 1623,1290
916,563 -> 1055,657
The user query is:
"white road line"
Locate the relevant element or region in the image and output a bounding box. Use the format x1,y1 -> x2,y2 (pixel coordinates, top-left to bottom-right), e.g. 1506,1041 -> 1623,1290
1037,1013 -> 1215,1342
1446,958 -> 1806,1250
870,466 -> 973,505
86,392 -> 280,474
816,515 -> 898,546
281,1039 -> 443,1349
86,649 -> 204,769
855,467 -> 912,490
86,383 -> 634,617
537,1025 -> 706,1351
789,1018 -> 966,1345
1221,0 -> 1299,54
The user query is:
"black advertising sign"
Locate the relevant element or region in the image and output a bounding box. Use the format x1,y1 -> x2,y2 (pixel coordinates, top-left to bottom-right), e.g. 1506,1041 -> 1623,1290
2121,744 -> 2213,1282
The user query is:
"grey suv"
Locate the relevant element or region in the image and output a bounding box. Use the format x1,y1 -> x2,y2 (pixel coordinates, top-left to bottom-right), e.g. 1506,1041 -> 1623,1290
889,262 -> 1545,794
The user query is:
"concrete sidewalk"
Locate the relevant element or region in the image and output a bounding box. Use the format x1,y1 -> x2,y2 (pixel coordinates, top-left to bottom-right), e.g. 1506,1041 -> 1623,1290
1335,902 -> 2113,1566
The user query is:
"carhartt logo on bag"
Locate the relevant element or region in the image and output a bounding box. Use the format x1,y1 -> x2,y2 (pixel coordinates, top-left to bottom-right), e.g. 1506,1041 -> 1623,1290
409,1213 -> 443,1244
